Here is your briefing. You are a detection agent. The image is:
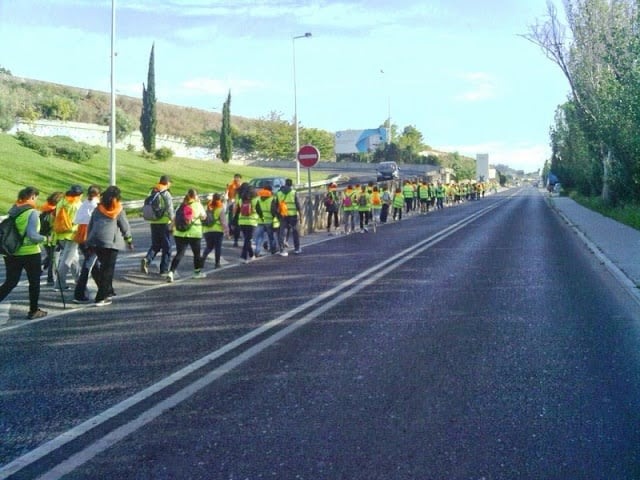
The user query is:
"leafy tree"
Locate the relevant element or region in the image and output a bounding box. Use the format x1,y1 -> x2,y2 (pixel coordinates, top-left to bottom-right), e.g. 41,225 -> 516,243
525,0 -> 640,204
300,127 -> 334,159
250,111 -> 294,160
37,95 -> 77,121
140,43 -> 157,153
219,90 -> 232,163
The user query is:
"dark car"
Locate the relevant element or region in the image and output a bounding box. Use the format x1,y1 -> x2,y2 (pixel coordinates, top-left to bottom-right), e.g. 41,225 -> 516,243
376,161 -> 400,181
248,176 -> 287,192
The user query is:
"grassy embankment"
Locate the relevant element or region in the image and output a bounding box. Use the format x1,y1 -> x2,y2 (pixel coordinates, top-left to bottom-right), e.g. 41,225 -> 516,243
570,192 -> 640,231
0,133 -> 314,215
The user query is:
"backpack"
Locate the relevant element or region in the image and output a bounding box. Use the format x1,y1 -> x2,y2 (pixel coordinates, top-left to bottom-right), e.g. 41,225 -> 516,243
323,193 -> 335,209
39,210 -> 54,236
202,208 -> 216,227
174,203 -> 194,232
371,192 -> 381,206
53,204 -> 73,233
343,194 -> 352,208
240,200 -> 253,217
358,193 -> 368,207
0,210 -> 28,256
142,190 -> 165,221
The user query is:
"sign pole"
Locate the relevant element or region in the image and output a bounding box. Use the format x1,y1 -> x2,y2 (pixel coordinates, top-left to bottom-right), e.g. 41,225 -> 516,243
307,167 -> 313,234
296,144 -> 320,236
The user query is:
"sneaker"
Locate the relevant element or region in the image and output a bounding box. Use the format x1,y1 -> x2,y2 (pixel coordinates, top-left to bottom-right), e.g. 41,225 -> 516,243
53,286 -> 70,292
278,251 -> 288,257
27,309 -> 47,319
294,249 -> 302,254
95,298 -> 113,307
141,258 -> 149,274
214,263 -> 221,269
72,297 -> 91,304
166,271 -> 174,283
192,271 -> 207,279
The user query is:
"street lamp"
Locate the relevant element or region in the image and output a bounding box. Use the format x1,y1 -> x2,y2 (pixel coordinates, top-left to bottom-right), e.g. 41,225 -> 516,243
109,0 -> 116,186
293,32 -> 312,185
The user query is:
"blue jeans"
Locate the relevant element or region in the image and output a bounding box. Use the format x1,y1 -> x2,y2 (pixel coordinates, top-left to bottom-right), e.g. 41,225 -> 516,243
254,223 -> 278,255
145,223 -> 173,273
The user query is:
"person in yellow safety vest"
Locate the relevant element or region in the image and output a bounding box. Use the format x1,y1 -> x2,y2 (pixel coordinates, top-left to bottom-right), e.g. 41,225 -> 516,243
341,184 -> 358,234
202,193 -> 228,270
39,190 -> 63,285
402,180 -> 414,214
324,183 -> 340,235
392,187 -> 405,221
236,184 -> 263,264
167,188 -> 206,283
0,186 -> 48,319
418,181 -> 430,214
435,182 -> 446,209
276,179 -> 302,255
254,186 -> 279,256
53,184 -> 83,291
356,185 -> 371,233
370,186 -> 383,223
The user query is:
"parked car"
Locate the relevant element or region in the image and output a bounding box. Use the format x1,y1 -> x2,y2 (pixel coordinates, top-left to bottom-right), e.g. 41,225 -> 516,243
248,176 -> 287,192
376,161 -> 400,181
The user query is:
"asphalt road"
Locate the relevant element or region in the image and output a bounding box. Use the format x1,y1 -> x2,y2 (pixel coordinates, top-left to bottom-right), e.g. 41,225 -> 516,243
1,187 -> 639,479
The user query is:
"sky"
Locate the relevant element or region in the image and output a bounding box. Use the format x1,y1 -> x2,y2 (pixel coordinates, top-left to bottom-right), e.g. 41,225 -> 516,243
0,0 -> 570,173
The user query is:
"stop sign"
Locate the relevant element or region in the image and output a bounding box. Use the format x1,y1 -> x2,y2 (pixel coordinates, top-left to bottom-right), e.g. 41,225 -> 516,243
297,144 -> 320,168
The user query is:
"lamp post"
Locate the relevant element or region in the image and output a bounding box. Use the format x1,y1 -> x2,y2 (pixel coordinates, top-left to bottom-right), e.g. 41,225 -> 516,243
380,68 -> 391,145
109,0 -> 116,186
292,32 -> 311,185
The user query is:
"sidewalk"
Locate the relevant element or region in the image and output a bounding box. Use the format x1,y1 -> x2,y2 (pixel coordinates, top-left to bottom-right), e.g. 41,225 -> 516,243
548,196 -> 640,301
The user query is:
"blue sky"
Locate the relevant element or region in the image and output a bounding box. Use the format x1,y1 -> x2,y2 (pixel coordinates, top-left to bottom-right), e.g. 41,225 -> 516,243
0,0 -> 569,173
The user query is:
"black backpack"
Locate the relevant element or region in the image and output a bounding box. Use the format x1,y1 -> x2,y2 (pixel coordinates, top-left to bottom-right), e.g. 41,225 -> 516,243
0,210 -> 29,256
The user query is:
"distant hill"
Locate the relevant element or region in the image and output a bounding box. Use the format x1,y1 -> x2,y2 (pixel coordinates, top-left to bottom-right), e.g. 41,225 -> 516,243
0,73 -> 256,140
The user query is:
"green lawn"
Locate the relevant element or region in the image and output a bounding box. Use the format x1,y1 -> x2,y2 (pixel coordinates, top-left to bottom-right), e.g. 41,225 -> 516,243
0,133 -> 307,215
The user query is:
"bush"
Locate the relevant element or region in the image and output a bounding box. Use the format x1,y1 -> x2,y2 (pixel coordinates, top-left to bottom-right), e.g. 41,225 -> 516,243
15,132 -> 98,162
154,146 -> 174,161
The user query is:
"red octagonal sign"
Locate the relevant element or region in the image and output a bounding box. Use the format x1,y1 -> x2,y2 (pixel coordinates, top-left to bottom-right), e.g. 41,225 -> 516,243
297,144 -> 320,168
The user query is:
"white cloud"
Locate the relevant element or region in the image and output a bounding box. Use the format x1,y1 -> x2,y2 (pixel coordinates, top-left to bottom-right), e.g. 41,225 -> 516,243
454,72 -> 497,102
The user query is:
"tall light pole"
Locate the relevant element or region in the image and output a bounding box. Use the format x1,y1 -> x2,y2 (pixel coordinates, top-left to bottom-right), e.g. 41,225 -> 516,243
292,32 -> 311,185
109,0 -> 116,185
380,68 -> 391,145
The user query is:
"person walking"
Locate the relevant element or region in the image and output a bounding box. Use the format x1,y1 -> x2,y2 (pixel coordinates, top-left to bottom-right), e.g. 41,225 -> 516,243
141,175 -> 174,277
277,179 -> 302,255
226,173 -> 243,247
379,186 -> 391,224
392,187 -> 405,221
167,189 -> 206,282
356,185 -> 371,233
201,193 -> 228,269
39,190 -> 63,285
341,184 -> 357,234
254,186 -> 279,257
86,185 -> 134,306
73,184 -> 101,303
53,184 -> 83,291
324,183 -> 340,235
237,185 -> 262,263
0,186 -> 48,319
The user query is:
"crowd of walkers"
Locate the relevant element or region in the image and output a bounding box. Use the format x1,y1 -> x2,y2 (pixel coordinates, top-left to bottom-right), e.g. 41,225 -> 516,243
0,174 -> 493,318
0,183 -> 133,318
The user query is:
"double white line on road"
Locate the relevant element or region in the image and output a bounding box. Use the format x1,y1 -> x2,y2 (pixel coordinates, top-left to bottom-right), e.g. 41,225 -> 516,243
0,201 -> 503,480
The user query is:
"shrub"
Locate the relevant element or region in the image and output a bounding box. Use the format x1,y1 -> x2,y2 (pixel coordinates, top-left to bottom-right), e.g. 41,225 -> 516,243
154,146 -> 174,161
15,132 -> 98,162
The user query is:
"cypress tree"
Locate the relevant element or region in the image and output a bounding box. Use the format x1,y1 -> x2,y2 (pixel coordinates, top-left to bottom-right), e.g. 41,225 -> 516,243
220,90 -> 232,163
140,43 -> 157,153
